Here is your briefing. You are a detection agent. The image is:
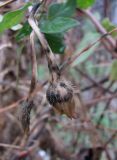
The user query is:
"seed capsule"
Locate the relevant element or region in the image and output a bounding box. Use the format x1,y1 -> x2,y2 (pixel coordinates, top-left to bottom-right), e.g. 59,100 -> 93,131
46,78 -> 83,119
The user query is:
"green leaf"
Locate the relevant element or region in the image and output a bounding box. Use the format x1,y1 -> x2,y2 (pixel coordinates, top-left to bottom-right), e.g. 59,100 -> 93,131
16,21 -> 32,41
0,2 -> 31,33
48,0 -> 76,19
15,1 -> 77,53
76,0 -> 95,9
102,18 -> 117,37
16,22 -> 65,53
40,17 -> 79,33
110,60 -> 117,81
45,33 -> 65,54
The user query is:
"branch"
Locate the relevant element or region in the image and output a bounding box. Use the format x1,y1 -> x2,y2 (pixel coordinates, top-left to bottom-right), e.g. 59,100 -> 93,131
75,68 -> 112,94
81,77 -> 109,91
87,93 -> 117,107
81,9 -> 116,49
60,28 -> 117,71
0,0 -> 17,8
0,143 -> 22,150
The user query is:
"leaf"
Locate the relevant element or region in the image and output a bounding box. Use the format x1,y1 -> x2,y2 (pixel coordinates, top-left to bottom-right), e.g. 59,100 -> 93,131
102,18 -> 117,37
16,21 -> 32,41
66,0 -> 77,14
40,17 -> 79,33
45,33 -> 65,54
43,1 -> 78,33
76,0 -> 95,9
16,22 -> 65,53
15,1 -> 78,54
0,2 -> 31,33
110,60 -> 117,81
48,0 -> 76,19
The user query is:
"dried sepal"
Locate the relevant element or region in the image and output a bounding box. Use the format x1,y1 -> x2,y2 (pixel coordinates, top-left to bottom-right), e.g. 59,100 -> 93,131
17,100 -> 34,134
46,77 -> 84,119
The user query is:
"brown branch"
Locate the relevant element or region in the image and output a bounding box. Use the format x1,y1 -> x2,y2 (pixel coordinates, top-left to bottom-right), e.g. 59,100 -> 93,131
0,81 -> 46,114
96,82 -> 116,127
0,98 -> 26,114
104,130 -> 117,147
86,93 -> 117,107
82,77 -> 109,91
60,28 -> 117,71
75,67 -> 112,94
82,9 -> 116,49
0,143 -> 22,150
0,0 -> 17,8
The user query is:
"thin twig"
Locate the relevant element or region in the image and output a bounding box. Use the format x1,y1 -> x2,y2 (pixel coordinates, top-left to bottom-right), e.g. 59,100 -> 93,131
0,43 -> 12,50
0,0 -> 17,8
0,98 -> 25,114
87,93 -> 117,107
60,28 -> 117,71
75,67 -> 112,94
104,130 -> 117,147
0,143 -> 22,150
81,77 -> 109,91
96,82 -> 116,127
81,9 -> 116,49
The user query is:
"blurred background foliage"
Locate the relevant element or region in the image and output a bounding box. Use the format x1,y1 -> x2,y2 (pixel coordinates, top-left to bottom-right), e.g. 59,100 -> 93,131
0,0 -> 117,160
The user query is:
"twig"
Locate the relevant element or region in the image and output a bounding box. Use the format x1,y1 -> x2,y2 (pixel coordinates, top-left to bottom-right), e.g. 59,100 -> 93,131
96,82 -> 116,127
0,0 -> 17,8
104,130 -> 117,147
0,43 -> 12,50
81,9 -> 116,49
75,68 -> 112,94
87,93 -> 117,107
0,143 -> 22,150
81,77 -> 109,91
60,28 -> 117,71
0,98 -> 25,114
0,81 -> 47,114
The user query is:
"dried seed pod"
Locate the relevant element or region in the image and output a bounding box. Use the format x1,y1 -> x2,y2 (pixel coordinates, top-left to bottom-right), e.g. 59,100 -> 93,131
46,77 -> 83,119
17,100 -> 34,134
